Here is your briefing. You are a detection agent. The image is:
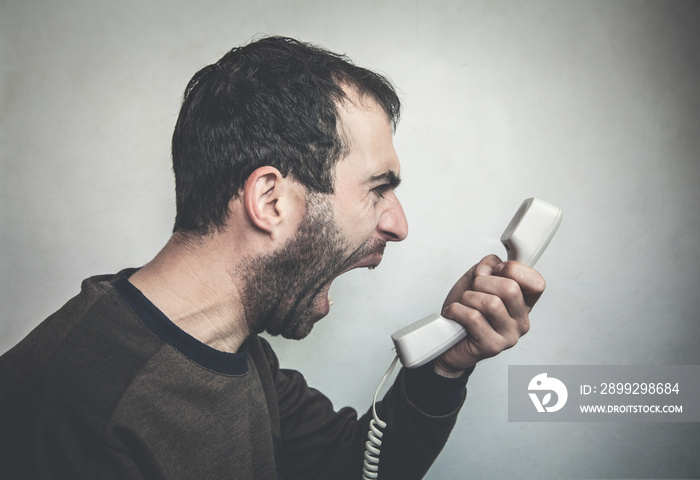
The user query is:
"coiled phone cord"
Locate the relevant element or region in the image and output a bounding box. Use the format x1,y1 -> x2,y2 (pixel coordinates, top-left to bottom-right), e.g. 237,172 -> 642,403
361,354 -> 400,480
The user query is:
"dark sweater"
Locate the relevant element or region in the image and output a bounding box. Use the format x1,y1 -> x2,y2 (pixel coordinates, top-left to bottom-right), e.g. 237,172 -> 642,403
0,271 -> 468,479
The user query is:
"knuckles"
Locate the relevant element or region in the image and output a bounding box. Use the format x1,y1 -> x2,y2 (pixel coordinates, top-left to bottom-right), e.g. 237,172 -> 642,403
480,335 -> 515,358
519,317 -> 531,336
441,303 -> 461,323
442,302 -> 480,327
483,294 -> 505,315
498,261 -> 547,295
502,332 -> 520,351
533,275 -> 547,294
500,278 -> 522,300
491,331 -> 521,356
455,291 -> 508,319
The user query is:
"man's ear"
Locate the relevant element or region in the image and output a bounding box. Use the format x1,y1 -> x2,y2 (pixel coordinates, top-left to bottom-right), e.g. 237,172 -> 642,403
242,166 -> 291,234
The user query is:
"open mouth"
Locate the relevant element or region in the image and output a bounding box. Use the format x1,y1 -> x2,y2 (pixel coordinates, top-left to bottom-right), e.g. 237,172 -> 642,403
338,240 -> 387,276
316,240 -> 387,315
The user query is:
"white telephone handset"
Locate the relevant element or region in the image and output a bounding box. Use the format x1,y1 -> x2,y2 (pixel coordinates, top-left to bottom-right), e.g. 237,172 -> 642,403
391,198 -> 562,368
362,198 -> 562,480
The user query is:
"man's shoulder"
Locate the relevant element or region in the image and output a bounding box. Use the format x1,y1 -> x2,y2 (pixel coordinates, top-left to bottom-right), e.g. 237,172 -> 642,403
2,269 -> 137,356
0,268 -> 157,401
0,269 -> 180,477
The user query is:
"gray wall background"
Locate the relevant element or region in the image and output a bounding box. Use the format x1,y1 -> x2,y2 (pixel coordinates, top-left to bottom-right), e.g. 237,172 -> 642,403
2,1 -> 699,478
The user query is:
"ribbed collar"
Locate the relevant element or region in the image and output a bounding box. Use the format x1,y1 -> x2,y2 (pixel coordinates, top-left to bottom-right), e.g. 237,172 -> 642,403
113,274 -> 249,375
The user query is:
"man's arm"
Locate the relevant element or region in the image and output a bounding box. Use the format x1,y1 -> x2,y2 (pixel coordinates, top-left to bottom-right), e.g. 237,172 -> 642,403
253,334 -> 465,480
267,254 -> 546,479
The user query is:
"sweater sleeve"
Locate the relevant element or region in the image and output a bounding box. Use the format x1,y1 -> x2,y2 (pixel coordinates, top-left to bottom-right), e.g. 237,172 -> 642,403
403,361 -> 473,416
254,338 -> 468,480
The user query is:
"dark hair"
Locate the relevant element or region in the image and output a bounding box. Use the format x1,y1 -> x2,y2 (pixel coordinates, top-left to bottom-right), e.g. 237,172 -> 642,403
171,36 -> 401,235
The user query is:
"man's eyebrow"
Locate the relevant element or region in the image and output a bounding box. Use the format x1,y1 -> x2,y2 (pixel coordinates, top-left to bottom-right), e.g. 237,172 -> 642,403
366,170 -> 402,189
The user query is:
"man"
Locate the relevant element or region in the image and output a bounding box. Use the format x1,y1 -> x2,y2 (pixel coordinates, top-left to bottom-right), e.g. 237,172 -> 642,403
0,36 -> 545,479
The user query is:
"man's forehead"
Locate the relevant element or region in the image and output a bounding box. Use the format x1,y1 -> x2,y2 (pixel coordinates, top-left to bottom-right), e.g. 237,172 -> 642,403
332,86 -> 400,186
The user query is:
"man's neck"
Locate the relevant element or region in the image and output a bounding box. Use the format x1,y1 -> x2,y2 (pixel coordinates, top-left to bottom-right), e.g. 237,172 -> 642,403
128,233 -> 251,353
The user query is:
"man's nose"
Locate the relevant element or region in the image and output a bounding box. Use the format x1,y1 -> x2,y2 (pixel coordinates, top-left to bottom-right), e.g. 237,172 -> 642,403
378,194 -> 408,242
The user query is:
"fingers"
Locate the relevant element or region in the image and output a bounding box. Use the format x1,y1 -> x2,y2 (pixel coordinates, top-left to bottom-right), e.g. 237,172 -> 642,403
435,300 -> 518,372
441,287 -> 526,360
436,256 -> 547,371
492,261 -> 546,308
441,254 -> 504,311
474,254 -> 504,276
470,274 -> 530,322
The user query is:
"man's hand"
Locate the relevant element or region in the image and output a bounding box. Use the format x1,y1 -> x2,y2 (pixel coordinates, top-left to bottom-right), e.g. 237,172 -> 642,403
432,255 -> 546,378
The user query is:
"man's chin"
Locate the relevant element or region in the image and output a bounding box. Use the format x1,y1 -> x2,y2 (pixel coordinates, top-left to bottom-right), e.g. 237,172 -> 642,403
265,293 -> 331,340
274,315 -> 320,340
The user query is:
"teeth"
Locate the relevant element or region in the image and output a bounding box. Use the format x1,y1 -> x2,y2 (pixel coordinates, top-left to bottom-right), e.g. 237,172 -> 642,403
328,295 -> 335,306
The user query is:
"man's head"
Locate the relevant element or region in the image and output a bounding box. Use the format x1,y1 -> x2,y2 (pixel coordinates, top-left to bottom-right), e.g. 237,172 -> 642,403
171,36 -> 401,236
170,36 -> 408,340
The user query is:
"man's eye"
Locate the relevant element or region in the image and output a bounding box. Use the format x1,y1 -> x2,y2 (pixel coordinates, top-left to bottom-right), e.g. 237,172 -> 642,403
373,185 -> 391,198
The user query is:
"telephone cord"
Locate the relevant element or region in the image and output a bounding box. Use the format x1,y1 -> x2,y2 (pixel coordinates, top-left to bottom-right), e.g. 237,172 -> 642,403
361,354 -> 400,480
